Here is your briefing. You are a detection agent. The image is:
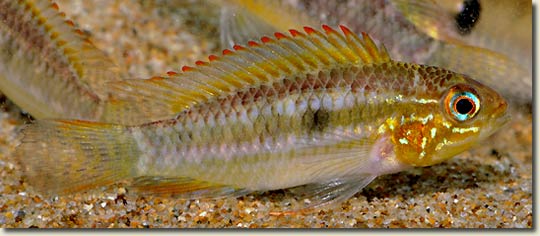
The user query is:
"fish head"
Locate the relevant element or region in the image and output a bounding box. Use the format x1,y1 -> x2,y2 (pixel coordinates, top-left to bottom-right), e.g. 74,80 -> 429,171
391,72 -> 509,167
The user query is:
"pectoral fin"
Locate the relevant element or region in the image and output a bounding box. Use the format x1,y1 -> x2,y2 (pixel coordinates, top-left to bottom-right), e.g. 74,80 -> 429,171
272,175 -> 376,215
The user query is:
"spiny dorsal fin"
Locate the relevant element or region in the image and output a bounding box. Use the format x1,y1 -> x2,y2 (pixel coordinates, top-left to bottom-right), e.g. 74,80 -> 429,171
108,25 -> 392,124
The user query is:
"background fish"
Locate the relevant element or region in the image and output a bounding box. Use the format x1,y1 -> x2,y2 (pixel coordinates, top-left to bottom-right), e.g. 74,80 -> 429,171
17,26 -> 509,210
392,0 -> 532,73
391,0 -> 532,104
0,0 -> 125,120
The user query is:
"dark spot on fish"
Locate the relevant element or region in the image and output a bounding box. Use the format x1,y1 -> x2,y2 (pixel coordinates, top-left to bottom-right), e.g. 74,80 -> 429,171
454,0 -> 481,35
302,109 -> 330,132
313,109 -> 330,131
303,108 -> 330,133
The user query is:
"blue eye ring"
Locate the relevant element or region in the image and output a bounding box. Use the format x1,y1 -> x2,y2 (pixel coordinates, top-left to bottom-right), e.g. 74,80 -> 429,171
448,91 -> 480,121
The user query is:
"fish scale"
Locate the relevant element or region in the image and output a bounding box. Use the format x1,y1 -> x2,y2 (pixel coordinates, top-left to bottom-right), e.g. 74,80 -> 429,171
16,25 -> 508,210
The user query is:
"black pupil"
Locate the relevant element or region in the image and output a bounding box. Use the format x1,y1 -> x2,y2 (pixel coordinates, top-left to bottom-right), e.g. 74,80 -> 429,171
456,98 -> 474,115
454,0 -> 481,35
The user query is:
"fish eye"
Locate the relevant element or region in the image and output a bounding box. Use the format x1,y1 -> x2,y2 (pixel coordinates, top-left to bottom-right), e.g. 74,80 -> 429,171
454,0 -> 481,35
455,96 -> 474,115
444,85 -> 481,122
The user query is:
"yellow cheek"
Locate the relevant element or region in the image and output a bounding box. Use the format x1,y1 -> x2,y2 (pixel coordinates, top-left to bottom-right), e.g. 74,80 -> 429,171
392,121 -> 440,167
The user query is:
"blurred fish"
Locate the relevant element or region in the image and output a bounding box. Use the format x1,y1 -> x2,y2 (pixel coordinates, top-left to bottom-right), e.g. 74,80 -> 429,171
391,0 -> 532,103
17,26 -> 509,210
0,0 -> 125,120
392,0 -> 532,72
216,0 -> 532,103
218,0 -> 319,48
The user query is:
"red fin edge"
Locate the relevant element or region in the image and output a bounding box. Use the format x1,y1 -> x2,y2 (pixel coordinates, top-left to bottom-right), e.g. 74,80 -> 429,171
274,32 -> 287,40
322,24 -> 335,34
289,29 -> 303,37
181,66 -> 194,72
339,25 -> 354,36
303,26 -> 316,35
261,36 -> 272,43
208,55 -> 219,61
222,49 -> 234,55
166,71 -> 179,76
233,45 -> 245,50
195,60 -> 206,66
247,41 -> 259,46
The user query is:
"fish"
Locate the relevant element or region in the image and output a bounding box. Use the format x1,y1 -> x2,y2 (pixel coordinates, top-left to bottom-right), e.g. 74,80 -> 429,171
0,0 -> 126,120
215,0 -> 532,103
16,25 -> 509,210
391,0 -> 532,103
391,0 -> 532,72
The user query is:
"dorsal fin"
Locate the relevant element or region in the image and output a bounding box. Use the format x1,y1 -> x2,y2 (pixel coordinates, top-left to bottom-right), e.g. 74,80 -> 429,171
107,25 -> 392,124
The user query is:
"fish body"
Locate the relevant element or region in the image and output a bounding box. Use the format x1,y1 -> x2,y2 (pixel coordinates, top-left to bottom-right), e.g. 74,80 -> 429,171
17,26 -> 508,208
0,0 -> 123,120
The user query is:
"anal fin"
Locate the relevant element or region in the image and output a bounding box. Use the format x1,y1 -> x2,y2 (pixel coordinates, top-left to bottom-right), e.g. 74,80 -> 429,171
131,176 -> 249,199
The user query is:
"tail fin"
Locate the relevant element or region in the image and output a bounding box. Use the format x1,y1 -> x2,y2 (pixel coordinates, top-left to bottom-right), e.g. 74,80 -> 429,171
16,120 -> 140,195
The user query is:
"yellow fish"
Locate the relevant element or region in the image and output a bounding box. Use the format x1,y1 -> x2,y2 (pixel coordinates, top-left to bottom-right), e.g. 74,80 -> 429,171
17,25 -> 509,209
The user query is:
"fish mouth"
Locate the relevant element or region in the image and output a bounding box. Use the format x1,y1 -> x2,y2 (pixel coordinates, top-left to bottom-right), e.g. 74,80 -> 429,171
483,103 -> 511,139
492,99 -> 510,127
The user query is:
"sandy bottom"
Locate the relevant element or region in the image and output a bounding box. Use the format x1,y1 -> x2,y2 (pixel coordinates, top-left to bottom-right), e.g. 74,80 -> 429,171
0,0 -> 532,228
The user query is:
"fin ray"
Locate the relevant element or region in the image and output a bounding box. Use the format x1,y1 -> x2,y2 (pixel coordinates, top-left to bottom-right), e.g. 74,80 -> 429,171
282,175 -> 376,212
16,120 -> 139,195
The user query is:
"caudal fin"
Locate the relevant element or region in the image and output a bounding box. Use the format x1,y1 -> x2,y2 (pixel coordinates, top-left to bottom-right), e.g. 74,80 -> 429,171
16,120 -> 140,195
